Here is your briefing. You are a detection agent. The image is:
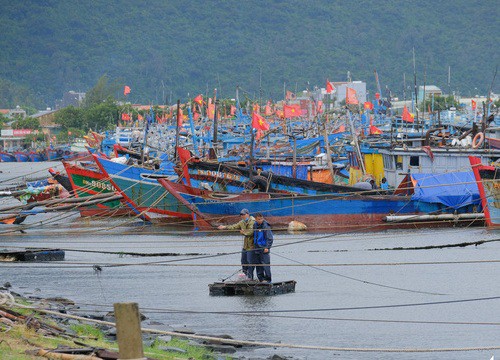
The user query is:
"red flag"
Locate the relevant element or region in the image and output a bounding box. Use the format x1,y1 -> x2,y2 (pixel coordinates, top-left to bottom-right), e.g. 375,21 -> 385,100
208,104 -> 215,119
121,113 -> 131,121
364,102 -> 374,110
193,94 -> 203,105
285,90 -> 296,100
177,147 -> 192,186
375,92 -> 380,100
123,86 -> 131,96
333,125 -> 346,133
252,112 -> 270,131
193,111 -> 200,121
265,103 -> 273,116
137,114 -> 143,121
326,80 -> 334,94
471,99 -> 477,110
283,104 -> 301,118
369,125 -> 383,135
230,105 -> 236,116
402,105 -> 414,122
253,103 -> 260,113
346,87 -> 359,105
317,100 -> 323,114
275,109 -> 284,118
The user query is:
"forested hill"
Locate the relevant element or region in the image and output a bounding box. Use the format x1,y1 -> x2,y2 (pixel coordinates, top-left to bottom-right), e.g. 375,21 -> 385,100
0,0 -> 498,108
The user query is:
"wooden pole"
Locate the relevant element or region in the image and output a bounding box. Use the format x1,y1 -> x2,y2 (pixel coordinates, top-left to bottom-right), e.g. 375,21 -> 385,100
114,302 -> 145,360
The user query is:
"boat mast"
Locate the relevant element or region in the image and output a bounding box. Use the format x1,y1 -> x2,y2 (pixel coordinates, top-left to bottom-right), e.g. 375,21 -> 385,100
413,47 -> 419,124
174,99 -> 181,161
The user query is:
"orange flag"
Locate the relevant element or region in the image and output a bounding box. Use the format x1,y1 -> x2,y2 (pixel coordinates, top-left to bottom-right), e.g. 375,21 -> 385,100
121,113 -> 131,121
137,114 -> 143,121
364,102 -> 374,110
123,86 -> 131,96
283,104 -> 301,118
402,105 -> 414,122
471,99 -> 477,110
252,112 -> 270,131
346,87 -> 359,105
326,80 -> 334,94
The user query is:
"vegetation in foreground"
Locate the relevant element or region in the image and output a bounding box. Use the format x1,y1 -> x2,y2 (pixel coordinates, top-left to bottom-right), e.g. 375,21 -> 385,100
0,302 -> 223,360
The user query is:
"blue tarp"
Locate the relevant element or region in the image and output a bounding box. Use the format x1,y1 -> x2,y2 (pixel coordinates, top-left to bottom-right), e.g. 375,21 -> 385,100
411,172 -> 480,209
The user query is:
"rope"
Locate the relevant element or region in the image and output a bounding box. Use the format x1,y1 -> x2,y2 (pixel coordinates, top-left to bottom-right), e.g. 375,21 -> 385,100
3,296 -> 499,353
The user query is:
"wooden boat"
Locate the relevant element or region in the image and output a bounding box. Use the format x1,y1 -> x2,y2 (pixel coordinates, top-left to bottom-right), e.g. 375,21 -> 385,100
470,156 -> 500,227
182,159 -> 371,195
209,280 -> 296,296
58,162 -> 133,217
92,154 -> 191,221
0,151 -> 17,162
157,177 -> 480,231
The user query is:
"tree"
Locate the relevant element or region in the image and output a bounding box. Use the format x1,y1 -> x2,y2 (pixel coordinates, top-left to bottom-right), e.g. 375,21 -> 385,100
82,75 -> 120,108
84,101 -> 119,131
54,106 -> 86,129
11,117 -> 41,130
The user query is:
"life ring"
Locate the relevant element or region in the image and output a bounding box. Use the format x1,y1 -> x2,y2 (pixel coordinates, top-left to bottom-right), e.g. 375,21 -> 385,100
472,132 -> 484,149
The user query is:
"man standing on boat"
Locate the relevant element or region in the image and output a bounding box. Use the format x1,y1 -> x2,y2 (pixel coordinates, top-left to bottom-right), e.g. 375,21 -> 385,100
252,213 -> 273,283
218,209 -> 256,280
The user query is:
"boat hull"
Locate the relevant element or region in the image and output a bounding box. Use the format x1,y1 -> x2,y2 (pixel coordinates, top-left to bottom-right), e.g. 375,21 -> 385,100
63,161 -> 133,217
158,179 -> 470,231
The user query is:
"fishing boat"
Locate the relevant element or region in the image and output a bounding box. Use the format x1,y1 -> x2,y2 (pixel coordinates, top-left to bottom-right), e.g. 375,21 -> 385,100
157,174 -> 482,232
0,151 -> 17,162
181,159 -> 369,195
13,151 -> 29,162
470,156 -> 500,227
59,161 -> 134,217
92,154 -> 192,221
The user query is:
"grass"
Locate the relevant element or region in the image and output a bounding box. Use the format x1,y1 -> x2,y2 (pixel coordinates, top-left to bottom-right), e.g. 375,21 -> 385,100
0,304 -> 227,359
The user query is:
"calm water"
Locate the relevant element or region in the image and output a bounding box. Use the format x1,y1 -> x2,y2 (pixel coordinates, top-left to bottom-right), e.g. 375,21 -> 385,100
0,163 -> 499,359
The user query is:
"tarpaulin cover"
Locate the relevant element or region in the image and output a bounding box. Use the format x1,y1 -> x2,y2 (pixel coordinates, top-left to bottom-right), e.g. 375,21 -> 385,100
411,172 -> 480,209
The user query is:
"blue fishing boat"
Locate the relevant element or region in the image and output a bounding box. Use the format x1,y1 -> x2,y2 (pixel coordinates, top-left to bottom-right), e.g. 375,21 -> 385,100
157,173 -> 482,231
92,154 -> 192,220
0,151 -> 17,162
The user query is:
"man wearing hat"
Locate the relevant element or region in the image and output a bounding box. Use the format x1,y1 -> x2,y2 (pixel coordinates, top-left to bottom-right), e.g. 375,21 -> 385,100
218,209 -> 256,280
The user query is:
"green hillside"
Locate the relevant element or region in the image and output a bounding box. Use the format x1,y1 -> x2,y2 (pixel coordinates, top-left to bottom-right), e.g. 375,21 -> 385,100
0,0 -> 498,108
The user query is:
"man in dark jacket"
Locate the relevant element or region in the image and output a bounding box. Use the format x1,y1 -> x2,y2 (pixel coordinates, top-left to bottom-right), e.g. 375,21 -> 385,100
252,213 -> 273,282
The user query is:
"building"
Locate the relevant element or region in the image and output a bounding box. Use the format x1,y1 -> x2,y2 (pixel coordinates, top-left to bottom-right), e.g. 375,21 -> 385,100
0,106 -> 27,119
418,85 -> 442,102
55,91 -> 86,109
322,81 -> 367,106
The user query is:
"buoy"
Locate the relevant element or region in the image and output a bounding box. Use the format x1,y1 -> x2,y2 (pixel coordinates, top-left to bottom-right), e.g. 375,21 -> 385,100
472,132 -> 484,149
288,220 -> 307,231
